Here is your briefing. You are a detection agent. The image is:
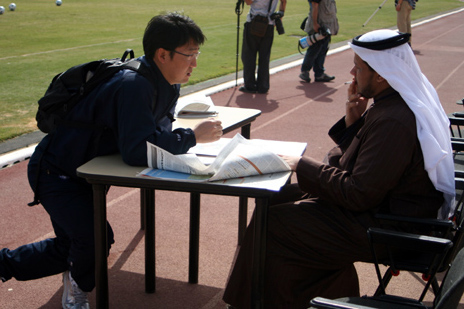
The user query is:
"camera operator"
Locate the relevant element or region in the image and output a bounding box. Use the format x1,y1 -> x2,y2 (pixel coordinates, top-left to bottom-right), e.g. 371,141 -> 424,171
299,0 -> 339,83
239,0 -> 287,95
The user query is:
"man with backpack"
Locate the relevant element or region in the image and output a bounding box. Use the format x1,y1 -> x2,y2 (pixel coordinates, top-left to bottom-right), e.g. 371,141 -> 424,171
0,12 -> 222,309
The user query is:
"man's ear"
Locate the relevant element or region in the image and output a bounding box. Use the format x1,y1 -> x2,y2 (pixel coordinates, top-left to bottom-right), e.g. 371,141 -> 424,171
376,73 -> 386,83
154,48 -> 168,64
376,73 -> 391,89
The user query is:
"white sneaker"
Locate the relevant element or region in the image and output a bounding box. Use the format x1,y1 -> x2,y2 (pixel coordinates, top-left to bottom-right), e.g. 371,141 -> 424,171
62,271 -> 90,309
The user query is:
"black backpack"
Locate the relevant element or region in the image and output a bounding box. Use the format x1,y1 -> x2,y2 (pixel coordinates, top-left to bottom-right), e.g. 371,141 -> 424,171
35,49 -> 154,133
28,49 -> 157,207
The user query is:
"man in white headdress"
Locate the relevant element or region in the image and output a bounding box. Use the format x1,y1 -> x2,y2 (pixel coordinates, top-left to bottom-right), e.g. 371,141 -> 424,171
223,29 -> 454,308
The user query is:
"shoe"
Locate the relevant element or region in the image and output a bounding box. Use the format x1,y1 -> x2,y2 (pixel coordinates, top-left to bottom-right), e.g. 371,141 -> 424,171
315,73 -> 335,82
0,257 -> 8,283
62,271 -> 90,309
238,86 -> 257,94
299,71 -> 311,83
257,89 -> 268,94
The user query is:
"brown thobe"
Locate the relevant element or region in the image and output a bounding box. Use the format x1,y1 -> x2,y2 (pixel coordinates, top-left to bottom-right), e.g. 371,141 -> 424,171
223,88 -> 444,308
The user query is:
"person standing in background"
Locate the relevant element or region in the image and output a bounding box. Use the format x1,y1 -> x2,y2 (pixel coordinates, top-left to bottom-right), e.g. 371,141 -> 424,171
239,0 -> 287,94
396,0 -> 417,46
299,0 -> 338,83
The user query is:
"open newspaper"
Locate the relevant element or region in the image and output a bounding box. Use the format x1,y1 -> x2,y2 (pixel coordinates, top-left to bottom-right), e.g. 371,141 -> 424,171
139,134 -> 292,182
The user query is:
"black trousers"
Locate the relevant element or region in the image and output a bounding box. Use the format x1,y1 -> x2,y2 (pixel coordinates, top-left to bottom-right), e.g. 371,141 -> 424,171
0,162 -> 114,292
241,22 -> 274,93
223,184 -> 378,308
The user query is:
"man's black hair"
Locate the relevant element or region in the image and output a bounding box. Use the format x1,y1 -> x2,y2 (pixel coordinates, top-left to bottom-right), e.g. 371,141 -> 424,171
143,12 -> 206,59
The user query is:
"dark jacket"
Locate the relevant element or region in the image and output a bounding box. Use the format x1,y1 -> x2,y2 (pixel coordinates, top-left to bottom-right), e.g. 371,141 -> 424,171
29,55 -> 196,179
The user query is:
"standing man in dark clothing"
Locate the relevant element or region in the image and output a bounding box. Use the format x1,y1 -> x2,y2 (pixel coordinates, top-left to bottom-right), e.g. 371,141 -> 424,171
224,29 -> 454,308
239,0 -> 287,94
0,12 -> 223,309
299,0 -> 338,83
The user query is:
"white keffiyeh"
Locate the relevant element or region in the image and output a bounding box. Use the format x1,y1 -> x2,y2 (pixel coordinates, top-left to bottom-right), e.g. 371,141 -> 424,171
349,29 -> 455,219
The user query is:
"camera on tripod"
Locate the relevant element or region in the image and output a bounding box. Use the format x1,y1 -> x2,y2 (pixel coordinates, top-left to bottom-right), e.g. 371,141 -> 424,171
270,11 -> 285,35
299,26 -> 331,49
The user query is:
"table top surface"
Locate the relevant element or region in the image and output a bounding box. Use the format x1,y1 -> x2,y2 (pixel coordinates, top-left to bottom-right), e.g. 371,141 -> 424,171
77,153 -> 292,197
76,106 -> 296,197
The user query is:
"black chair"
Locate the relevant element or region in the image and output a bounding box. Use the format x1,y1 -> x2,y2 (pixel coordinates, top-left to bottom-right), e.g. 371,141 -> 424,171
448,114 -> 464,176
452,139 -> 464,178
367,178 -> 464,301
309,246 -> 464,309
322,114 -> 464,306
449,113 -> 464,138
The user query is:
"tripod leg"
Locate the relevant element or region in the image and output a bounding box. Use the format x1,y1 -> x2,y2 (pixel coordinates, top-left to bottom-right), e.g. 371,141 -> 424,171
362,0 -> 389,27
235,0 -> 244,86
236,15 -> 240,86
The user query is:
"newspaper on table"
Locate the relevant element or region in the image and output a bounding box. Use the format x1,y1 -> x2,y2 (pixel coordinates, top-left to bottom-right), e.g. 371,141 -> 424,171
174,95 -> 217,118
138,133 -> 293,183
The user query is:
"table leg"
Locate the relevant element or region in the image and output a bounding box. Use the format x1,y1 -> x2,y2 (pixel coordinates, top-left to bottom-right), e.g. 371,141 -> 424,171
238,197 -> 248,245
238,123 -> 251,245
251,197 -> 268,309
140,190 -> 146,230
93,184 -> 109,309
241,123 -> 251,139
189,192 -> 201,284
142,188 -> 156,293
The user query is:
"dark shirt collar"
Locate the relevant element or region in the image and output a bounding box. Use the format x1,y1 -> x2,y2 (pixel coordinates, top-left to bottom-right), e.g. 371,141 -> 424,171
140,55 -> 180,94
373,87 -> 400,106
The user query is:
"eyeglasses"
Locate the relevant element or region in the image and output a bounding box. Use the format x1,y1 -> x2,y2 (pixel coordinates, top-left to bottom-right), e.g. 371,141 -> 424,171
173,50 -> 201,60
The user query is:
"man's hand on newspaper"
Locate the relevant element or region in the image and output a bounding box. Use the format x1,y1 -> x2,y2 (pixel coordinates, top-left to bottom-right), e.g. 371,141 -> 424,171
279,155 -> 301,171
193,119 -> 223,143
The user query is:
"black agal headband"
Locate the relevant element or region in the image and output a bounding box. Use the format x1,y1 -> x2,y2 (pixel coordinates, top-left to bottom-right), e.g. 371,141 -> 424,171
351,32 -> 411,50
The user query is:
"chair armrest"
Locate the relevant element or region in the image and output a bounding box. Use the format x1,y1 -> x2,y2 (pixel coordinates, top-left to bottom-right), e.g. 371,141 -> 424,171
310,296 -> 426,309
374,213 -> 453,234
452,112 -> 464,117
452,139 -> 464,152
367,227 -> 453,254
456,177 -> 464,190
310,297 -> 374,309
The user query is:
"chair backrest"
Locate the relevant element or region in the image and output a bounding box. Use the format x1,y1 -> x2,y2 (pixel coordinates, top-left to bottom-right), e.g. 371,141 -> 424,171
369,178 -> 464,301
449,115 -> 464,138
449,114 -> 464,175
440,178 -> 464,271
452,140 -> 464,177
435,247 -> 464,309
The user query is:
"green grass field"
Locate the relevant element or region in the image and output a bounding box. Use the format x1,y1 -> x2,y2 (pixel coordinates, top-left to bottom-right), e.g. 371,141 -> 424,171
1,0 -> 463,142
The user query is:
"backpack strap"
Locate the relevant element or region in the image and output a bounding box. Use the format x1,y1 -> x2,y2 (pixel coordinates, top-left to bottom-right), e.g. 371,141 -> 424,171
121,49 -> 135,61
123,59 -> 159,114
